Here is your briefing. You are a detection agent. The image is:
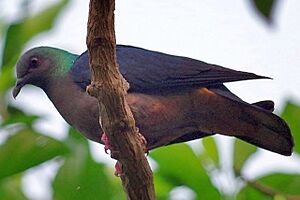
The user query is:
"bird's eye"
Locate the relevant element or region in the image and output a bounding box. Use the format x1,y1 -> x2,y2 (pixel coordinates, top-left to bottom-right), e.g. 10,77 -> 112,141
29,57 -> 39,68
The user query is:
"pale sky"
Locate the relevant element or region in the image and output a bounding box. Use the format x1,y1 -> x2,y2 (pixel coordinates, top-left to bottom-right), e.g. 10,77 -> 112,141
2,0 -> 300,199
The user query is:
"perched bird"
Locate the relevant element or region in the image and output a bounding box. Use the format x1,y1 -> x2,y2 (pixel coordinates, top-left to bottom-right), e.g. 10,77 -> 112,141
13,45 -> 293,156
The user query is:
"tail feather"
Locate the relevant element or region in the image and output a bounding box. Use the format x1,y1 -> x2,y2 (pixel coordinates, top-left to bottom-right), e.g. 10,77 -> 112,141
193,87 -> 294,156
252,100 -> 274,112
235,106 -> 293,155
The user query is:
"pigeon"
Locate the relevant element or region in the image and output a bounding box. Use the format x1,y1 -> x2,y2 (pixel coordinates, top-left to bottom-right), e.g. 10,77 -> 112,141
13,45 -> 293,155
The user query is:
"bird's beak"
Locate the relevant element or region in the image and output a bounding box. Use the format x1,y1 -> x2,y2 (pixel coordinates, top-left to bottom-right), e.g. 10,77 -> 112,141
13,77 -> 27,99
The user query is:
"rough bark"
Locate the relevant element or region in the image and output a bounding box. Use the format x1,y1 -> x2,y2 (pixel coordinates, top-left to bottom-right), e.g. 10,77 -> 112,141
86,0 -> 155,199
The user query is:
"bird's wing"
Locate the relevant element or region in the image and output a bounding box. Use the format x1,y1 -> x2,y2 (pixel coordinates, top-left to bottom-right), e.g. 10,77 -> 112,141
70,45 -> 269,92
69,51 -> 91,90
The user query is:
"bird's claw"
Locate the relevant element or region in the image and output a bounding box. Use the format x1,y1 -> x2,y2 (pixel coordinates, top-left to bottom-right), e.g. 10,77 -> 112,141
101,129 -> 148,176
101,133 -> 123,176
104,147 -> 109,154
101,133 -> 111,154
114,161 -> 123,177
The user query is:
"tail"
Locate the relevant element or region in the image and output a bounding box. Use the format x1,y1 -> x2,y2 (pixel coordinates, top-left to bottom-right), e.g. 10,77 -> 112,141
234,107 -> 293,156
193,88 -> 294,156
252,100 -> 274,112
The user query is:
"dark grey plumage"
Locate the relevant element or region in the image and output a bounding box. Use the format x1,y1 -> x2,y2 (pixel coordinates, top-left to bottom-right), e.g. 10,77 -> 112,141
13,45 -> 294,155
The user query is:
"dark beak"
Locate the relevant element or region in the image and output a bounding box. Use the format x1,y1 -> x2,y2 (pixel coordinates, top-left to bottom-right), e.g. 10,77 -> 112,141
13,77 -> 27,99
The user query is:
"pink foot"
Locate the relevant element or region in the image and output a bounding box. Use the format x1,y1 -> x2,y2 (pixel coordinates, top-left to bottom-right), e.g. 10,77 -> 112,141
101,133 -> 121,176
101,131 -> 148,176
114,161 -> 123,177
101,132 -> 111,154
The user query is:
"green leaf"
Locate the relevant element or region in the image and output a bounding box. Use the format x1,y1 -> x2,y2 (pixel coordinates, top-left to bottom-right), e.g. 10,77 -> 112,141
2,0 -> 69,67
251,0 -> 276,23
106,175 -> 126,200
150,143 -> 220,199
53,153 -> 115,200
274,195 -> 286,200
0,63 -> 15,93
237,184 -> 272,200
53,128 -> 122,200
258,174 -> 300,195
233,139 -> 257,175
0,175 -> 28,200
0,128 -> 69,180
153,173 -> 174,200
1,105 -> 39,127
237,173 -> 300,200
201,137 -> 219,168
281,101 -> 300,154
67,126 -> 89,144
0,0 -> 69,94
0,18 -> 5,37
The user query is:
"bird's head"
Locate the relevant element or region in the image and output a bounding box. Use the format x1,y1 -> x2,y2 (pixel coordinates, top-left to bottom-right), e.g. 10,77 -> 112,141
13,47 -> 77,98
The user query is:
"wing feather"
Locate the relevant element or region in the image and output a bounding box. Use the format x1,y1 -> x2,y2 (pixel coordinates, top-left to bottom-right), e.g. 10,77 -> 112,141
70,45 -> 269,92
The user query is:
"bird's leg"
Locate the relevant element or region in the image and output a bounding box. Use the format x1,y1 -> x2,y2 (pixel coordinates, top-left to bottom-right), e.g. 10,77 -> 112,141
101,128 -> 148,177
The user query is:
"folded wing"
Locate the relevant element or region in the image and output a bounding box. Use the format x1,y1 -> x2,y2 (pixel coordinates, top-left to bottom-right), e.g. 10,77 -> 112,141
70,45 -> 269,92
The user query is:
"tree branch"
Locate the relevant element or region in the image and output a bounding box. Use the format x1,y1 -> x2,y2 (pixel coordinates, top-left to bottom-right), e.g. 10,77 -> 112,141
86,0 -> 155,199
243,178 -> 277,196
241,176 -> 300,200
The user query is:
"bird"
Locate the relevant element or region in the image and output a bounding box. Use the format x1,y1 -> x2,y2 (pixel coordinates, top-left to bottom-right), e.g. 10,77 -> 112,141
13,45 -> 293,156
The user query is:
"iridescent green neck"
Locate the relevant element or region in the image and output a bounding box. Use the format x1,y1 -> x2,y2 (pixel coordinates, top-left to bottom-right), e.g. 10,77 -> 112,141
38,47 -> 78,76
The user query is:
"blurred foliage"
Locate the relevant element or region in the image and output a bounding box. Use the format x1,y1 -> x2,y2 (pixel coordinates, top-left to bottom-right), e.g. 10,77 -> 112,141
52,128 -> 125,200
281,102 -> 300,154
237,173 -> 300,200
201,136 -> 220,169
0,128 -> 69,180
151,142 -> 221,200
250,0 -> 277,24
233,139 -> 257,176
0,0 -> 68,95
0,175 -> 28,200
0,0 -> 299,200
